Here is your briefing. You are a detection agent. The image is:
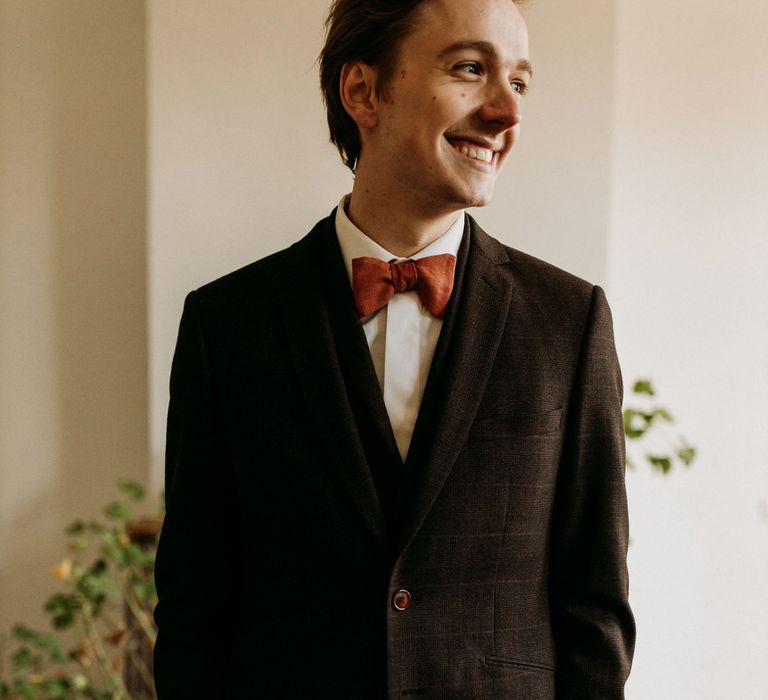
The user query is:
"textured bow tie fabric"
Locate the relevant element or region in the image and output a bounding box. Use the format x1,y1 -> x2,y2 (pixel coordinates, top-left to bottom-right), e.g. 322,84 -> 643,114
352,254 -> 456,319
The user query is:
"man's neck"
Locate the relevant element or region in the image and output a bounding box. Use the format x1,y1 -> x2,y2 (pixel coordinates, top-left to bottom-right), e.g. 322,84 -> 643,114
347,179 -> 462,258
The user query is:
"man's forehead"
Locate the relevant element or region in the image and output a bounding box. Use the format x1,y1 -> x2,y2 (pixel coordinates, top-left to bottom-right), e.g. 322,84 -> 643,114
409,0 -> 529,65
417,0 -> 524,26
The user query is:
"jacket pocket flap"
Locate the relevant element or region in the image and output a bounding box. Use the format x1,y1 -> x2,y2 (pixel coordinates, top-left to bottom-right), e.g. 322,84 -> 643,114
483,654 -> 555,673
470,407 -> 563,440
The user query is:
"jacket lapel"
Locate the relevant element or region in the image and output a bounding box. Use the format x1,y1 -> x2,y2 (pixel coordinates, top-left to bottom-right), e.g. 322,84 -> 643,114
277,216 -> 385,544
320,227 -> 404,531
321,253 -> 401,466
395,216 -> 514,554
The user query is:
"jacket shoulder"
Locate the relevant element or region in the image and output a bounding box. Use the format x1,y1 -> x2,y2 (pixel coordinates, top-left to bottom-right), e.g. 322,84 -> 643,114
502,245 -> 596,303
469,216 -> 597,305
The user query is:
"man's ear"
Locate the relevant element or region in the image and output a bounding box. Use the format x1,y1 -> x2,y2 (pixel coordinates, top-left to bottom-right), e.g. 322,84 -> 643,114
339,60 -> 379,130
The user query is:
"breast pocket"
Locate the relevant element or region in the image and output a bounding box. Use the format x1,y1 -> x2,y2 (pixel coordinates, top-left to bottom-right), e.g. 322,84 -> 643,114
469,407 -> 563,441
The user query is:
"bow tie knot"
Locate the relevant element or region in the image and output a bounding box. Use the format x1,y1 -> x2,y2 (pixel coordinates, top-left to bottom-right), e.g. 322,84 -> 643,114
390,260 -> 418,293
352,254 -> 456,319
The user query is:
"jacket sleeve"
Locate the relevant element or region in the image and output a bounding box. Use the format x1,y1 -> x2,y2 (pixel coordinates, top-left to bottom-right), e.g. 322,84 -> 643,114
153,291 -> 239,698
549,285 -> 636,699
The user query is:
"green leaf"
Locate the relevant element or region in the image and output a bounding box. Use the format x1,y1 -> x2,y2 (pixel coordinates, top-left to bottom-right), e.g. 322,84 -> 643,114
118,479 -> 145,501
135,548 -> 156,569
677,445 -> 696,465
87,521 -> 106,535
86,690 -> 113,700
647,454 -> 673,474
133,580 -> 156,602
623,409 -> 647,439
68,535 -> 90,551
44,593 -> 81,630
65,520 -> 86,536
12,624 -> 38,642
90,559 -> 107,576
632,379 -> 656,396
106,537 -> 146,568
11,626 -> 67,664
126,543 -> 147,566
103,501 -> 132,522
652,407 -> 674,423
101,530 -> 119,546
75,559 -> 114,610
42,678 -> 71,698
11,645 -> 36,671
11,677 -> 39,699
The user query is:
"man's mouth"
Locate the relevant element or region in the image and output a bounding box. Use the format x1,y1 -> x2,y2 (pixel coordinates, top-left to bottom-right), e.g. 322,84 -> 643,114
445,137 -> 498,164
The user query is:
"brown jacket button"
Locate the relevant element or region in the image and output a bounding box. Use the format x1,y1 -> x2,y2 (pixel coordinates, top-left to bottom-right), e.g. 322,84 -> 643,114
392,589 -> 412,611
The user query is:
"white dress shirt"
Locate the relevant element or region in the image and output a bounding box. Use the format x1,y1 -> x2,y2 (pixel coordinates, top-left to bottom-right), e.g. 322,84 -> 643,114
334,195 -> 464,461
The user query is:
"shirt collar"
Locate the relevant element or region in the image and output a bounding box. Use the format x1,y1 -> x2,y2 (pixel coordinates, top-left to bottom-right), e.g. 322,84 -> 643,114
334,194 -> 465,287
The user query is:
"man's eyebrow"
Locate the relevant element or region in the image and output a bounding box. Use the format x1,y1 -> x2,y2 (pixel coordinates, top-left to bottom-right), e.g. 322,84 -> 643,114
438,40 -> 533,76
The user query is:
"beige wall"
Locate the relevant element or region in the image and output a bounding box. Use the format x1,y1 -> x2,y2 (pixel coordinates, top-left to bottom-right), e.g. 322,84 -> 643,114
485,0 -> 617,280
0,1 -> 147,628
609,0 -> 768,697
147,0 -> 618,486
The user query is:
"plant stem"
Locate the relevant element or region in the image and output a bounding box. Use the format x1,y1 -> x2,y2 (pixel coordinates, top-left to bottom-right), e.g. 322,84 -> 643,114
125,641 -> 154,692
117,571 -> 157,645
80,605 -> 131,699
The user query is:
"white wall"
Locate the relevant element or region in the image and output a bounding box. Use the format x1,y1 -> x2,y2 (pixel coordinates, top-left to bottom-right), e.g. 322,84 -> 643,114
487,0 -> 617,282
609,1 -> 768,697
0,1 -> 147,628
147,0 -> 618,489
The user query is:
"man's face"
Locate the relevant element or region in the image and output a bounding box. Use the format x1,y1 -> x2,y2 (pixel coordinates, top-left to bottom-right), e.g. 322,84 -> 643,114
365,0 -> 531,214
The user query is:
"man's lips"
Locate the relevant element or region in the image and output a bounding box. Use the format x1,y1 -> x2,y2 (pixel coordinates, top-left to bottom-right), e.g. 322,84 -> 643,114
444,136 -> 501,165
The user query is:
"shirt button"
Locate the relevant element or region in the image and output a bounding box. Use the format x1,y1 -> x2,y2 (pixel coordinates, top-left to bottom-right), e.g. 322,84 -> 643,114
392,589 -> 412,611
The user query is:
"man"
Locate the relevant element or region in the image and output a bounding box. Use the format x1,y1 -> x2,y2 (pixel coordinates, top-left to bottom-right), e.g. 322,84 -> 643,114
154,0 -> 635,697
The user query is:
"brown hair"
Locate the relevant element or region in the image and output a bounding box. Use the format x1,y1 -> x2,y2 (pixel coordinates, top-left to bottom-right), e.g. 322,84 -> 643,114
319,0 -> 426,172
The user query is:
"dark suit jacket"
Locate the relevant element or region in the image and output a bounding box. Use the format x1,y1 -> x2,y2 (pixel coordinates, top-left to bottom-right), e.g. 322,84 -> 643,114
153,212 -> 635,699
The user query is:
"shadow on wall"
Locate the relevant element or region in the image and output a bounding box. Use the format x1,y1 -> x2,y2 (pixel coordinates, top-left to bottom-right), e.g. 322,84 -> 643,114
0,0 -> 148,630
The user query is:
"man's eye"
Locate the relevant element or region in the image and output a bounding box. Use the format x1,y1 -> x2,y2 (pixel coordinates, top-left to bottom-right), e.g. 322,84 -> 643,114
511,80 -> 529,95
455,62 -> 482,75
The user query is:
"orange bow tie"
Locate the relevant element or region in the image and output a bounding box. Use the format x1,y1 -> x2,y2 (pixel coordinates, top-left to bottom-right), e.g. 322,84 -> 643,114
351,254 -> 456,319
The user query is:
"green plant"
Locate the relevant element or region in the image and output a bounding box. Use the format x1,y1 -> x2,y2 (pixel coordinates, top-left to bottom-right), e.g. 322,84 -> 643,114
624,379 -> 696,474
0,481 -> 160,700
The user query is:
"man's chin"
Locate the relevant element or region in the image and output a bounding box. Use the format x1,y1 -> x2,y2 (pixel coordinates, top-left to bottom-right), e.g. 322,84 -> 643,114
424,177 -> 496,213
459,172 -> 498,208
456,184 -> 495,209
466,193 -> 493,208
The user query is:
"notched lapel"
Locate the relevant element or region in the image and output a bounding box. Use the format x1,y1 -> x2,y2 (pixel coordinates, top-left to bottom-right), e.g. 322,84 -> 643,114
396,218 -> 514,554
277,219 -> 385,544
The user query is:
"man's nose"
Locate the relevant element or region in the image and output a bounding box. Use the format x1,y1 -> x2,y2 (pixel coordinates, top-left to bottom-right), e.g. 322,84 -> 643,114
478,80 -> 522,128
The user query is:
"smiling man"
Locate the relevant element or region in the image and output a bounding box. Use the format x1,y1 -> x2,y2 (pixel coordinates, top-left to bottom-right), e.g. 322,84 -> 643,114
154,1 -> 635,698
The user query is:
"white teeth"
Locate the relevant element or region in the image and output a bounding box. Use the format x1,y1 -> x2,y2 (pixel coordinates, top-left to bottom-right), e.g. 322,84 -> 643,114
455,143 -> 493,163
